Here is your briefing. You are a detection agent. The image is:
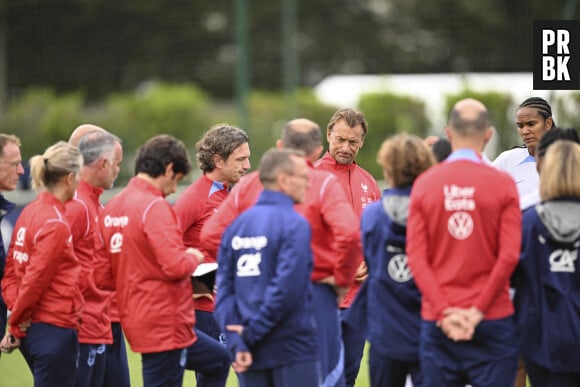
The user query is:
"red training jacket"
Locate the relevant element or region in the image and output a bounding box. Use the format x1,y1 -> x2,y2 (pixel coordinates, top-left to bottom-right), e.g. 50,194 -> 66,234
407,156 -> 521,321
98,177 -> 199,353
314,152 -> 381,307
173,175 -> 228,312
201,161 -> 360,289
66,179 -> 113,344
2,191 -> 82,338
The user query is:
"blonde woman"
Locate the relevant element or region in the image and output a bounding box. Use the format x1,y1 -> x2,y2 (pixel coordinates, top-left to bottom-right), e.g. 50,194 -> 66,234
1,141 -> 83,386
512,139 -> 580,387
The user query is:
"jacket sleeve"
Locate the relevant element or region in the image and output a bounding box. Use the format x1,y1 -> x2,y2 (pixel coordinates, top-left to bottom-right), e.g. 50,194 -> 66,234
200,186 -> 245,258
9,221 -> 70,337
142,199 -> 198,280
407,188 -> 451,320
242,220 -> 312,347
93,226 -> 115,291
214,226 -> 249,355
319,175 -> 360,287
473,180 -> 521,314
2,238 -> 17,310
65,200 -> 92,295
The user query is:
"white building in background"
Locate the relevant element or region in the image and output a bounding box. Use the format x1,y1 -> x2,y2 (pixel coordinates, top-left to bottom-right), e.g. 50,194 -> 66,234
314,72 -> 576,153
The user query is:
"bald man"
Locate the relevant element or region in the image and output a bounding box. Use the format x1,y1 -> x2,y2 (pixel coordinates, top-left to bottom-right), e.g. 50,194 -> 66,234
69,124 -> 106,146
407,99 -> 521,387
201,118 -> 360,387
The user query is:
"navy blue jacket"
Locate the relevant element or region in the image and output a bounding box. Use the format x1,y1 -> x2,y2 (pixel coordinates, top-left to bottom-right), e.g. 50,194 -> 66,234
512,198 -> 580,372
215,190 -> 317,370
345,186 -> 421,361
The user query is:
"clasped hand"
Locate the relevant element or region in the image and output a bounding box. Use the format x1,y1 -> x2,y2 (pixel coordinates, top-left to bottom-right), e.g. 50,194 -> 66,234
438,307 -> 484,341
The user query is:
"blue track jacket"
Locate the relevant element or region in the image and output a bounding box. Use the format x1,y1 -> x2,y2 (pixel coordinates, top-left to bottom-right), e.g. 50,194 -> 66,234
215,190 -> 317,370
344,186 -> 421,361
512,198 -> 580,372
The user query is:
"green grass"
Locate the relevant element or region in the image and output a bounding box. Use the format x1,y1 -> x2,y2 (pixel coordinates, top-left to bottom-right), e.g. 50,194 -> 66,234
0,341 -> 372,386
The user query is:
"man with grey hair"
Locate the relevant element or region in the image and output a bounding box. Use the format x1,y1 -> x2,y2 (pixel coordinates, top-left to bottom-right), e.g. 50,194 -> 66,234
65,128 -> 125,386
0,134 -> 24,361
173,123 -> 250,386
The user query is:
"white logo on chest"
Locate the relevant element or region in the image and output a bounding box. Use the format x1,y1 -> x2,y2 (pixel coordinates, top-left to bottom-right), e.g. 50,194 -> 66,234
549,249 -> 577,272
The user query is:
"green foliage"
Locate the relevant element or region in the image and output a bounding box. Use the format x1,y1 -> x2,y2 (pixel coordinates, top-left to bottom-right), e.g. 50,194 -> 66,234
358,92 -> 430,179
554,92 -> 580,130
104,82 -> 213,152
0,89 -> 85,158
443,89 -> 515,158
0,84 -> 340,184
246,89 -> 337,170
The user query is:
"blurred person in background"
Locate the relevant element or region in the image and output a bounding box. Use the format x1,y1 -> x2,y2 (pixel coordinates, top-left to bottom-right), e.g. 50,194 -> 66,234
201,118 -> 360,387
519,127 -> 580,210
346,133 -> 435,387
0,134 -> 24,362
66,128 -> 124,387
315,107 -> 380,387
512,140 -> 580,387
1,141 -> 83,386
173,123 -> 250,386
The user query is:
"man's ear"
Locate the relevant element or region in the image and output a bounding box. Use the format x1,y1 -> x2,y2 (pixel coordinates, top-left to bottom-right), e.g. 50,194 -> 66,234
164,162 -> 174,177
444,126 -> 453,142
484,127 -> 494,145
212,154 -> 224,169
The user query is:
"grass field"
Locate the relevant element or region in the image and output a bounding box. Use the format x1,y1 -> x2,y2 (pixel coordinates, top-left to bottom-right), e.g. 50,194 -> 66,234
0,341 -> 372,386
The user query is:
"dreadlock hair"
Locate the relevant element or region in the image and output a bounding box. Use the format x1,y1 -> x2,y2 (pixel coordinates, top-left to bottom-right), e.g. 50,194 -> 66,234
518,97 -> 556,127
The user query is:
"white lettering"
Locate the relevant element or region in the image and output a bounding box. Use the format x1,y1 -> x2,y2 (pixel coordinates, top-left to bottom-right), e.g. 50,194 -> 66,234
557,29 -> 570,54
103,215 -> 129,228
14,251 -> 29,264
556,56 -> 571,80
549,249 -> 577,272
15,227 -> 26,247
231,236 -> 268,251
542,29 -> 555,54
236,253 -> 262,277
543,56 -> 556,81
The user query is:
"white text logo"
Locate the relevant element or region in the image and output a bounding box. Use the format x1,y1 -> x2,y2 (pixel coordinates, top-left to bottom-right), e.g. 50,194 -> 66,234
549,249 -> 577,273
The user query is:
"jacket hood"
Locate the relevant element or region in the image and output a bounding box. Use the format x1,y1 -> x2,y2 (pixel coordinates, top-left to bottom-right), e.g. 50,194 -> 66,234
382,188 -> 411,226
536,199 -> 580,243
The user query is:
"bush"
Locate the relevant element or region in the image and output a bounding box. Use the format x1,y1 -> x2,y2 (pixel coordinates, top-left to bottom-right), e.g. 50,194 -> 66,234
357,92 -> 430,179
0,89 -> 85,158
554,92 -> 580,130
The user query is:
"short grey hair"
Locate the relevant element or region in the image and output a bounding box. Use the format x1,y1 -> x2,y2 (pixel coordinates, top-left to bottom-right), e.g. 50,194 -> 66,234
78,131 -> 121,166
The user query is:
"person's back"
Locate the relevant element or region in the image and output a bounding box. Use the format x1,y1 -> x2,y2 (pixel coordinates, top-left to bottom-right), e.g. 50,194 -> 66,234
215,149 -> 318,387
407,98 -> 521,387
512,140 -> 580,385
217,190 -> 317,368
409,158 -> 520,319
103,176 -> 197,352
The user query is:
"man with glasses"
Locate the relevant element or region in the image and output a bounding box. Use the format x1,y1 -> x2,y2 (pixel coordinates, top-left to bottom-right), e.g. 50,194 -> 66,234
0,134 -> 25,360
